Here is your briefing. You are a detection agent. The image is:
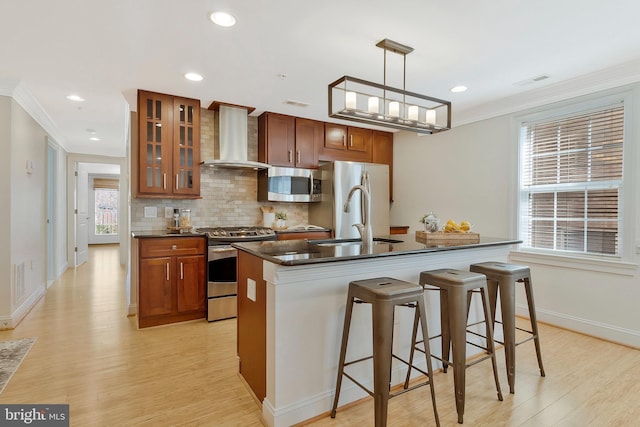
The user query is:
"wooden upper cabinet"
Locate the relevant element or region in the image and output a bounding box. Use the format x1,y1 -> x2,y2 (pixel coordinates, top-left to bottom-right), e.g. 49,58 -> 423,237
347,127 -> 372,153
138,91 -> 173,196
258,112 -> 320,168
372,130 -> 394,202
324,123 -> 347,150
172,97 -> 200,197
257,111 -> 392,178
258,112 -> 296,167
294,118 -> 322,168
136,90 -> 201,198
321,123 -> 372,162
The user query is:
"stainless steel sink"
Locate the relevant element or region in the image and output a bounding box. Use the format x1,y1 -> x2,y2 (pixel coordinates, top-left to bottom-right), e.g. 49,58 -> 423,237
310,237 -> 403,247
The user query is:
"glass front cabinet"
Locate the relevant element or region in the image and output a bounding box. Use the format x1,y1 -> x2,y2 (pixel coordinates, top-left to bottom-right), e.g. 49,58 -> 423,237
137,90 -> 200,198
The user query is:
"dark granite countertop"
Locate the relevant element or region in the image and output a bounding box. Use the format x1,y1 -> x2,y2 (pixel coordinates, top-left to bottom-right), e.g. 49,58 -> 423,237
273,226 -> 331,234
131,230 -> 206,239
233,235 -> 521,266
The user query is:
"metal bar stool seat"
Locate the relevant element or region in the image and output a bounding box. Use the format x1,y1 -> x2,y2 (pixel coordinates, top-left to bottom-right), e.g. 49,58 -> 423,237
406,269 -> 503,424
469,261 -> 545,393
331,277 -> 439,427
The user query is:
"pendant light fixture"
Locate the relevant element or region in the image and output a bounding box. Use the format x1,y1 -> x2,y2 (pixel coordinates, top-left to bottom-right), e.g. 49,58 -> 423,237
328,39 -> 451,134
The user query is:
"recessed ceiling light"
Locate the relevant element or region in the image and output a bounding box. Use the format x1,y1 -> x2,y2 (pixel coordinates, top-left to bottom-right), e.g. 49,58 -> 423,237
185,72 -> 203,82
210,11 -> 236,27
89,137 -> 100,141
86,128 -> 97,134
66,94 -> 85,102
450,85 -> 468,93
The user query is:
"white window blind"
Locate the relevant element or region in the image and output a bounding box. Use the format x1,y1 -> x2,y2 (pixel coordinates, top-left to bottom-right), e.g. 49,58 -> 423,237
520,104 -> 624,256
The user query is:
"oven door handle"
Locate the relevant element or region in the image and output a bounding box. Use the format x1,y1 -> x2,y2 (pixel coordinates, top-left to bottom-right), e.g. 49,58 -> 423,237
208,246 -> 237,260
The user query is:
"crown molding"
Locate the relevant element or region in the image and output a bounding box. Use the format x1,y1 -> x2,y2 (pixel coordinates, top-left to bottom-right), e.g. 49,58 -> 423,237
454,58 -> 640,127
0,78 -> 67,150
0,78 -> 19,96
11,82 -> 67,149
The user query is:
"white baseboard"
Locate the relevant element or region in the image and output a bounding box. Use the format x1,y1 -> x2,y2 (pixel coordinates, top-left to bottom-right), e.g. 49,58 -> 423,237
516,304 -> 640,348
127,304 -> 137,317
0,286 -> 46,330
262,364 -> 423,427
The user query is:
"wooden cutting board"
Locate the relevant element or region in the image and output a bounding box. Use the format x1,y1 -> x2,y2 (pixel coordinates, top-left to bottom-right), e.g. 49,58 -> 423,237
415,230 -> 480,245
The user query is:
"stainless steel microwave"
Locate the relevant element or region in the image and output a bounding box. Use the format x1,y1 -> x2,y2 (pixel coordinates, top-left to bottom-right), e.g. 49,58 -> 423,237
258,166 -> 321,202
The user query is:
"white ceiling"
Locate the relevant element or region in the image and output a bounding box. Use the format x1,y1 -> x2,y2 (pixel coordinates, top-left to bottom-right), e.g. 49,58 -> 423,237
2,0 -> 640,158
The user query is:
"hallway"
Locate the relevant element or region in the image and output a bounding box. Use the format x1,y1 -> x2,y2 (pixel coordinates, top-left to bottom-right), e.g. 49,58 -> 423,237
0,245 -> 263,426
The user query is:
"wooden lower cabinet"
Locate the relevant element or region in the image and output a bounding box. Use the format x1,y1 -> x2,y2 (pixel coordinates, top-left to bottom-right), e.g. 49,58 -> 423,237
237,250 -> 267,402
137,236 -> 206,328
390,226 -> 409,235
139,257 -> 174,317
176,255 -> 207,313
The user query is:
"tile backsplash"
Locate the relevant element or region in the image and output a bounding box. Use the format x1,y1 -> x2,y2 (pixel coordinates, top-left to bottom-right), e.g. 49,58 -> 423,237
131,109 -> 308,231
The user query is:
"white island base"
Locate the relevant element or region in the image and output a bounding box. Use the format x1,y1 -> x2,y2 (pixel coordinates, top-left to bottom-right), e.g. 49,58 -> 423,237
258,242 -> 514,427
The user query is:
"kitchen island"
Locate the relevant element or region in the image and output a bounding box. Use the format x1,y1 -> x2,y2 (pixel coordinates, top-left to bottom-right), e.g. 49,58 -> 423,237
233,235 -> 520,427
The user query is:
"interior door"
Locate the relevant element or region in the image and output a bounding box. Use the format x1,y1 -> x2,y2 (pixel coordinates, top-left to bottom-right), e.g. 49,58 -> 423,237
75,164 -> 89,266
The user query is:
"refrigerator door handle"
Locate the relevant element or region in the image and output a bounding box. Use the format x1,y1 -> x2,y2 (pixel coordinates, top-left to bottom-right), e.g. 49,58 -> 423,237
359,171 -> 371,226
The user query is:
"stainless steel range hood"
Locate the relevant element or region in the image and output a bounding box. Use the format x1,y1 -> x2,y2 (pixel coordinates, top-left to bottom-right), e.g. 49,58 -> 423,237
202,104 -> 270,170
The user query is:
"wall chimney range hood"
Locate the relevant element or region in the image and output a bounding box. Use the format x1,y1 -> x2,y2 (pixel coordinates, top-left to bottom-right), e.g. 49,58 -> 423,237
202,102 -> 270,170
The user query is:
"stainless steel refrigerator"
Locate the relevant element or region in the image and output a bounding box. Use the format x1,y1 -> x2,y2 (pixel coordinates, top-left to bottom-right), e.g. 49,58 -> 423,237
309,161 -> 390,239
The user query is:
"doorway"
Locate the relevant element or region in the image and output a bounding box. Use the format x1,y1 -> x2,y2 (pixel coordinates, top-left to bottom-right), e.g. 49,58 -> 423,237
71,161 -> 122,267
89,174 -> 120,245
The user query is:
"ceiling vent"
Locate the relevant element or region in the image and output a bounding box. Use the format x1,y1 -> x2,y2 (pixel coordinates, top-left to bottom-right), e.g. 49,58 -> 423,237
513,74 -> 550,86
285,99 -> 310,107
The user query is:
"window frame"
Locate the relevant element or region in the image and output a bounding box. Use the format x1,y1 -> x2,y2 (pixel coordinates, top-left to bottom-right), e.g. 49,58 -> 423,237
513,88 -> 637,268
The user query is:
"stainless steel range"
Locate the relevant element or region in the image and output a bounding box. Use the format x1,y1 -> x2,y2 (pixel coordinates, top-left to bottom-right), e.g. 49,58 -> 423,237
196,226 -> 276,321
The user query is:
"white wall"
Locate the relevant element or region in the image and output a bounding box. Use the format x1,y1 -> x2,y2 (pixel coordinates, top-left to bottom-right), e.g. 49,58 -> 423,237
391,114 -> 515,238
0,96 -> 12,326
0,89 -> 68,329
391,85 -> 640,348
8,98 -> 47,325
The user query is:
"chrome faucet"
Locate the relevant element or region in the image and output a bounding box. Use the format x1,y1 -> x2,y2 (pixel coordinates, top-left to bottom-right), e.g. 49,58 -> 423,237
343,177 -> 373,248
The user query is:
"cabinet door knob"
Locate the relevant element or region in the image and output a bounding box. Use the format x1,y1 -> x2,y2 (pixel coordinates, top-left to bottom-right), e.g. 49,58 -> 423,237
172,244 -> 177,250
175,174 -> 179,190
288,150 -> 293,163
296,151 -> 301,164
180,262 -> 184,280
342,135 -> 347,146
166,263 -> 170,281
163,173 -> 167,190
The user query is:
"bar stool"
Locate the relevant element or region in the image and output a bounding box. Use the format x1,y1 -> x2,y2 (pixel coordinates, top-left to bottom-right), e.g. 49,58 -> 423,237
331,277 -> 440,427
406,269 -> 503,424
469,262 -> 545,393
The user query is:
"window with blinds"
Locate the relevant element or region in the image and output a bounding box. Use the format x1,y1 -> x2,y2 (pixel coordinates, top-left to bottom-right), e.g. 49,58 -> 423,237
519,103 -> 624,256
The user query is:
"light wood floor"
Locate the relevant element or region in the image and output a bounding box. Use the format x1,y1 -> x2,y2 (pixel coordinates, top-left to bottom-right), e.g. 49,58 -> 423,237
1,245 -> 639,426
